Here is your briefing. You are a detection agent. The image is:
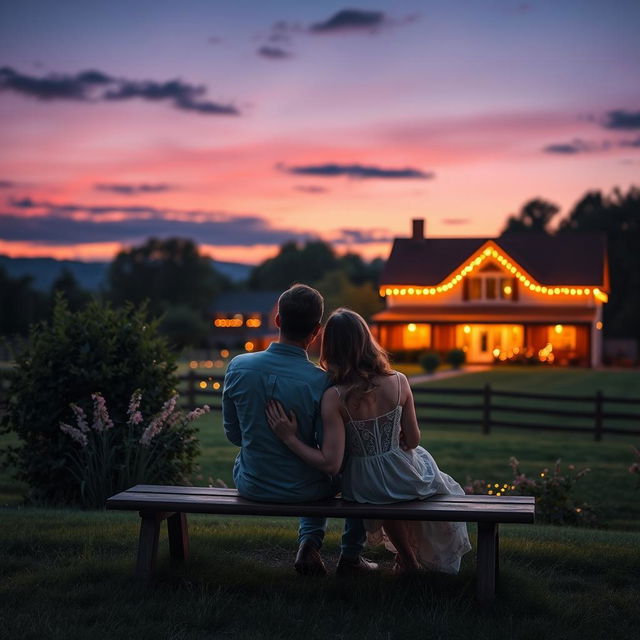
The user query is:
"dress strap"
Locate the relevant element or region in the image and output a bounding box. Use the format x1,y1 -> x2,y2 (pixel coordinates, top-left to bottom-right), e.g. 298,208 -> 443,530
334,386 -> 355,424
395,371 -> 401,408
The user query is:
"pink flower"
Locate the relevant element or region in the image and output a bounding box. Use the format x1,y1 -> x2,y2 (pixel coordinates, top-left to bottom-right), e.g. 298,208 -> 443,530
60,422 -> 88,447
70,404 -> 89,433
127,390 -> 143,425
91,393 -> 114,431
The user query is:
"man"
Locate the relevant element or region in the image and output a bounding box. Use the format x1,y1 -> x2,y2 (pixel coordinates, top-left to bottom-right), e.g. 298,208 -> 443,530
222,284 -> 376,576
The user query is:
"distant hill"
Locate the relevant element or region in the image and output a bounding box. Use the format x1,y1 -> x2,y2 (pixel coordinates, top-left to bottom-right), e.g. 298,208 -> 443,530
0,255 -> 253,291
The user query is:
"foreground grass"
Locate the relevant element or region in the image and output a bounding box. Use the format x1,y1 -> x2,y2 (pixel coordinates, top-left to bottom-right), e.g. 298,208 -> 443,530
1,367 -> 639,637
1,507 -> 638,640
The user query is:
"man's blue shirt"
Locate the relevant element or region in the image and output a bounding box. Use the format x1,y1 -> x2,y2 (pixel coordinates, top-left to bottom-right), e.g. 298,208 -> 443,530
222,342 -> 335,502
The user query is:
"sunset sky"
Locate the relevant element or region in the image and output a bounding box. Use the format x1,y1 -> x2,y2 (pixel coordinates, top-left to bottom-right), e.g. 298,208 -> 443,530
1,0 -> 639,264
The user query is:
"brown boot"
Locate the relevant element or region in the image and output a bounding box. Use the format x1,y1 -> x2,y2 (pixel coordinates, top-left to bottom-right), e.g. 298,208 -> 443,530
294,541 -> 327,576
336,555 -> 379,577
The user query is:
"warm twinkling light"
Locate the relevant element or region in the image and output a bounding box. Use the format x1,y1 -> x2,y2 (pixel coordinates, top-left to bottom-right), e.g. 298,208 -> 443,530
407,323 -> 417,333
245,341 -> 255,351
379,242 -> 606,300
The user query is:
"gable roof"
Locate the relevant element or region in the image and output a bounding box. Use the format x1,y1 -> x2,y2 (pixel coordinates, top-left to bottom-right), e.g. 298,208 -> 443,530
380,233 -> 607,287
211,291 -> 279,314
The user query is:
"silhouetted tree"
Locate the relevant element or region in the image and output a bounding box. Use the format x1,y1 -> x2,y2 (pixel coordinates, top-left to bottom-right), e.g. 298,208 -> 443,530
0,267 -> 48,337
248,241 -> 339,290
501,198 -> 560,235
50,268 -> 90,312
559,187 -> 640,339
107,237 -> 229,316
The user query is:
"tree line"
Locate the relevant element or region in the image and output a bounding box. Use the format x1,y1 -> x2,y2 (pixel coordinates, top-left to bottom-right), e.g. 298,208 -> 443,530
1,185 -> 638,351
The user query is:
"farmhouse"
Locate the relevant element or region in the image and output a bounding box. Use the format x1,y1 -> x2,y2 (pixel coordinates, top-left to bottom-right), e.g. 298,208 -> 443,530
372,220 -> 608,367
210,291 -> 279,351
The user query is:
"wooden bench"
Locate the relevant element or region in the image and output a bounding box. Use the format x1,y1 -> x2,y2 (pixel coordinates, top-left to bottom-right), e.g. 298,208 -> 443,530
106,484 -> 535,605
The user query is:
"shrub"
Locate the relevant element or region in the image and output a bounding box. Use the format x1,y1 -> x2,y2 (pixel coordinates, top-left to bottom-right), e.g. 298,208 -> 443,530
0,297 -> 188,505
419,351 -> 441,374
59,390 -> 207,508
464,457 -> 597,526
445,348 -> 466,369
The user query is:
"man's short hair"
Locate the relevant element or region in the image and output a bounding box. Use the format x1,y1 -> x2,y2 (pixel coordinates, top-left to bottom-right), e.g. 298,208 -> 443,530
278,284 -> 324,341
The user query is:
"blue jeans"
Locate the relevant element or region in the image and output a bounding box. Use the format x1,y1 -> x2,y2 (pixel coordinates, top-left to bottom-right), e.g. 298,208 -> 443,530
298,517 -> 366,559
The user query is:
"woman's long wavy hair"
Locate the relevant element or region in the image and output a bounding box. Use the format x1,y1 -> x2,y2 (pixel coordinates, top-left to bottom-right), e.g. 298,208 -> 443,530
320,308 -> 393,408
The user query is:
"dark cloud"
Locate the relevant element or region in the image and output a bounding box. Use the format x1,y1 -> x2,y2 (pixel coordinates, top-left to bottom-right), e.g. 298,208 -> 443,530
95,183 -> 174,195
0,66 -> 239,116
603,110 -> 640,130
1,198 -> 393,248
543,137 -> 640,154
257,46 -> 293,60
333,228 -> 393,245
278,162 -> 434,180
294,185 -> 329,194
310,9 -> 388,33
440,218 -> 470,226
0,180 -> 16,189
543,139 -> 596,154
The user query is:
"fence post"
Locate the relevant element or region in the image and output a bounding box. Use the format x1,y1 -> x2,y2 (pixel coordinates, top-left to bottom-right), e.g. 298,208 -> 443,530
594,390 -> 603,442
186,369 -> 196,410
482,383 -> 492,435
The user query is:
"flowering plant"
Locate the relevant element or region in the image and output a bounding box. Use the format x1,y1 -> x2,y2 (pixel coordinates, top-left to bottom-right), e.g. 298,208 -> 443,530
465,457 -> 597,526
60,390 -> 208,508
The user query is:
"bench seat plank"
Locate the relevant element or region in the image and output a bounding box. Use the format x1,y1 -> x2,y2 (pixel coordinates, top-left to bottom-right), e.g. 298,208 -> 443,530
125,484 -> 534,504
107,488 -> 534,524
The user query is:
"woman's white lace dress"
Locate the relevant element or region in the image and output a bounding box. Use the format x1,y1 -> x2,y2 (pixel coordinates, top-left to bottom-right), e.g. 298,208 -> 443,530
337,374 -> 472,574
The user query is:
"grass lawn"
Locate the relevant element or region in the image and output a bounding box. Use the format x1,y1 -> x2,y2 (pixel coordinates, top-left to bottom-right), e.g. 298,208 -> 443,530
1,367 -> 639,638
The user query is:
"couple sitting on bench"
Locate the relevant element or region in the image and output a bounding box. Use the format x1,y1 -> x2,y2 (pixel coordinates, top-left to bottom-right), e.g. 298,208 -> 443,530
222,284 -> 471,576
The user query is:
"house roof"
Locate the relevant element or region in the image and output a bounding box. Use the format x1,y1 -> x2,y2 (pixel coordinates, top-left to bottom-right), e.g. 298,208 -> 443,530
211,291 -> 280,314
380,233 -> 607,287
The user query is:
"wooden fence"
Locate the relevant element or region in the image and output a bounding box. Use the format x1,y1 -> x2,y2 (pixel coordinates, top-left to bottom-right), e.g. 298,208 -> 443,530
180,371 -> 640,441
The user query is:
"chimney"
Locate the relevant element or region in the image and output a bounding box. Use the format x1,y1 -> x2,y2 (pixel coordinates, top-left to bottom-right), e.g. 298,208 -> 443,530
412,218 -> 425,240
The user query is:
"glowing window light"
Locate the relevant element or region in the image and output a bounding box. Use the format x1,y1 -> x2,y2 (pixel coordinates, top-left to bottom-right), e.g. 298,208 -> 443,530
407,323 -> 417,333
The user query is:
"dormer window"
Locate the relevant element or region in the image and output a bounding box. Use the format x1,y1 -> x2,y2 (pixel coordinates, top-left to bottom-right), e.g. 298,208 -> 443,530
465,275 -> 516,302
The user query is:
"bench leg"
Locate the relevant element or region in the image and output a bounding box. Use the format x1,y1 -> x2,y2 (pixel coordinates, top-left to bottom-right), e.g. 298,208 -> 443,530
476,522 -> 499,605
167,512 -> 189,561
136,512 -> 162,581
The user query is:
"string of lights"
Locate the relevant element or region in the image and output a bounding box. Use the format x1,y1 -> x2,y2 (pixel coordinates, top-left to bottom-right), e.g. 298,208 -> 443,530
379,244 -> 608,302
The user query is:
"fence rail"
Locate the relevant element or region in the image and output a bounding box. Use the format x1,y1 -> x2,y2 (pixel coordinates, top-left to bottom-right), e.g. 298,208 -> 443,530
179,372 -> 640,441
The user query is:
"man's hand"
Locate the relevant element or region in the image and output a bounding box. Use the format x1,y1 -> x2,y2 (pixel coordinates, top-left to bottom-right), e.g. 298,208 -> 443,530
266,400 -> 298,443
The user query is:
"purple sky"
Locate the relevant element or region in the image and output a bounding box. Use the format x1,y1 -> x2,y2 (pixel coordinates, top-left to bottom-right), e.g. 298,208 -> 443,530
1,1 -> 639,263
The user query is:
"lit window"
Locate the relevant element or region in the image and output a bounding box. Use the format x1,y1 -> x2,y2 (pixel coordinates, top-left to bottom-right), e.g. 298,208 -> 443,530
485,278 -> 497,299
469,278 -> 482,300
548,325 -> 576,350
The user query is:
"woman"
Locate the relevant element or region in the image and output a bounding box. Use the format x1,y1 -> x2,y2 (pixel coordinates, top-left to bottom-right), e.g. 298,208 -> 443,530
266,308 -> 471,573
